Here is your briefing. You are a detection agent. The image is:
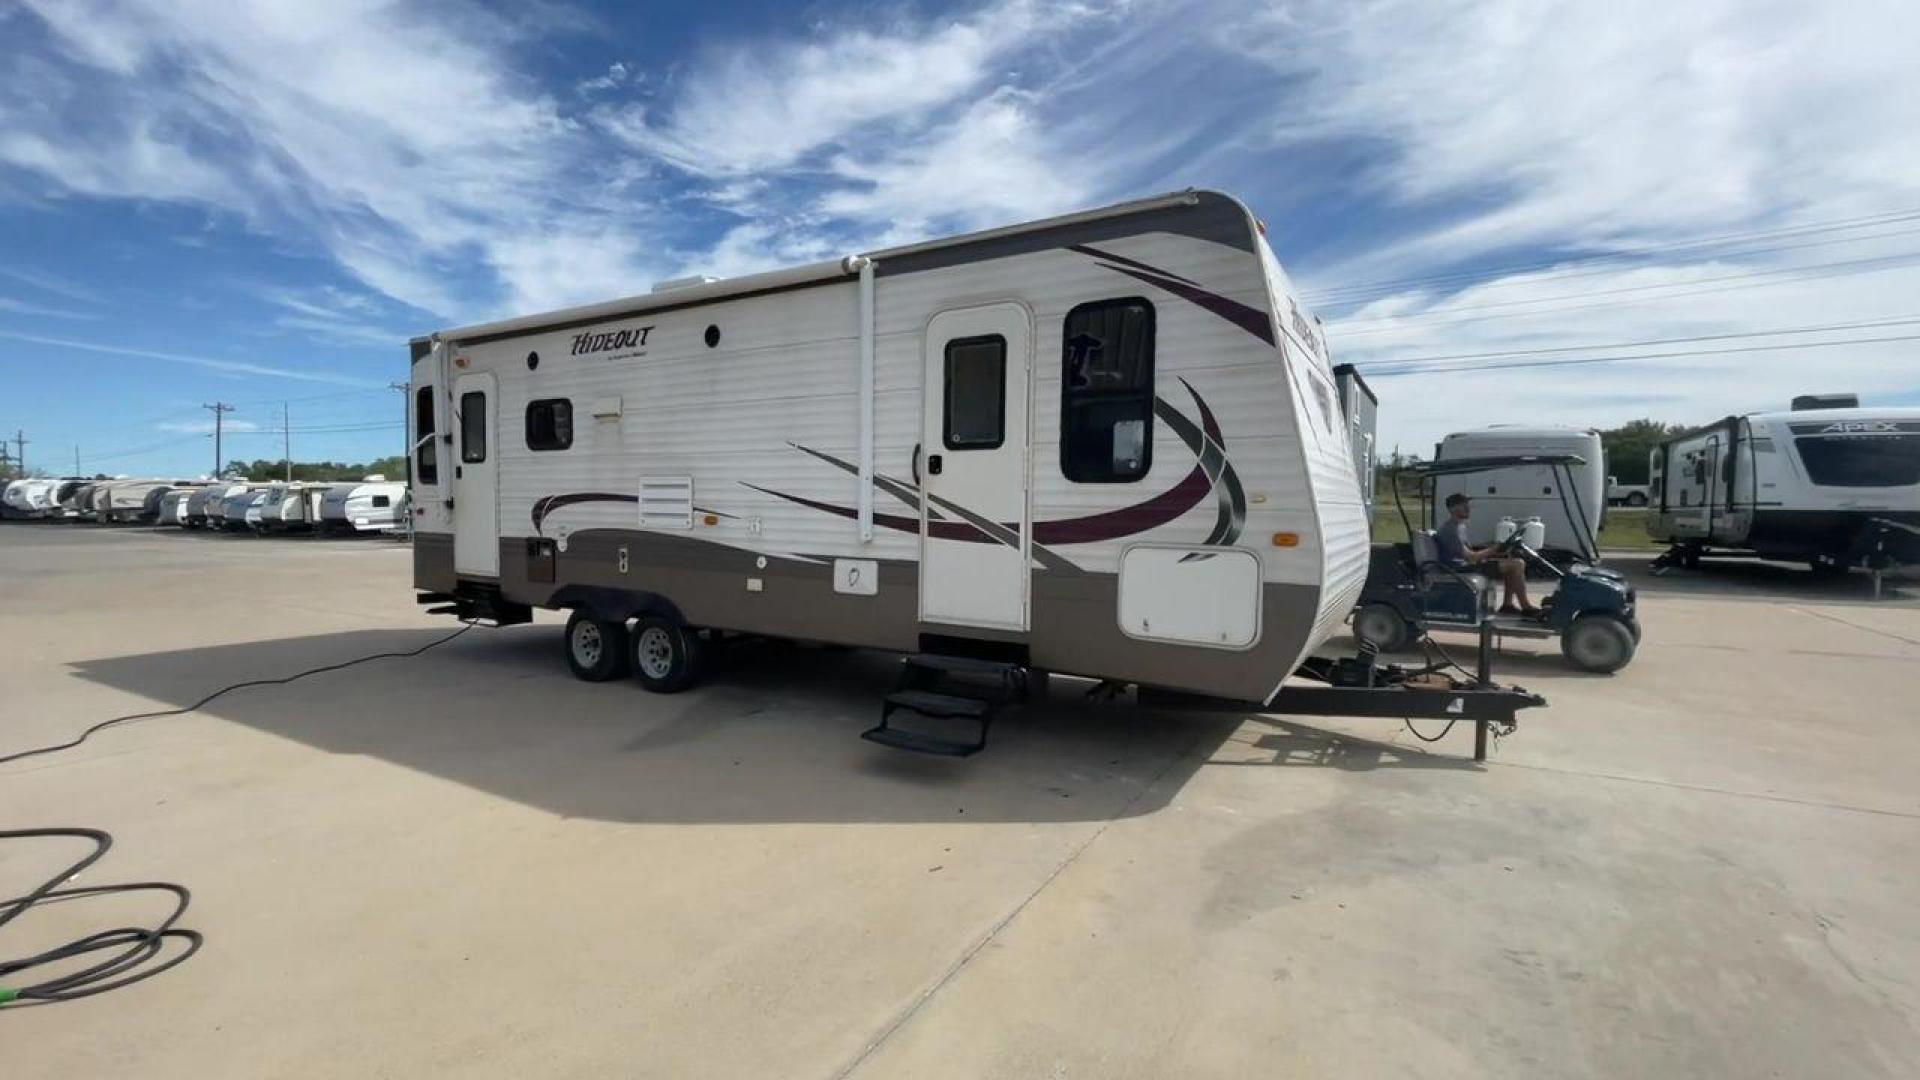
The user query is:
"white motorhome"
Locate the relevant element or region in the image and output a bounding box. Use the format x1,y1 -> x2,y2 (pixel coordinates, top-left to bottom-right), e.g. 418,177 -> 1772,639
409,190 -> 1368,712
0,479 -> 37,518
1432,427 -> 1607,561
104,480 -> 174,523
319,481 -> 407,533
1648,400 -> 1920,571
216,487 -> 270,531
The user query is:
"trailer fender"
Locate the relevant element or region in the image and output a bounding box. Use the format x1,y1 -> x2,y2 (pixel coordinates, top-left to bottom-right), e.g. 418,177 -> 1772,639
549,584 -> 687,627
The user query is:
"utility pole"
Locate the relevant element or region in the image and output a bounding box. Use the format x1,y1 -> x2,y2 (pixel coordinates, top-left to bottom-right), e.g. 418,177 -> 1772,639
390,382 -> 413,539
11,429 -> 25,477
283,402 -> 292,481
74,444 -> 81,478
202,402 -> 234,478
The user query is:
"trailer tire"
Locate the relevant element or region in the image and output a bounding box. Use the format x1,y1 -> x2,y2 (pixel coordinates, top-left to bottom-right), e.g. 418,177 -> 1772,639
1562,615 -> 1636,674
564,610 -> 630,682
1625,492 -> 1647,507
1353,603 -> 1410,652
630,614 -> 703,693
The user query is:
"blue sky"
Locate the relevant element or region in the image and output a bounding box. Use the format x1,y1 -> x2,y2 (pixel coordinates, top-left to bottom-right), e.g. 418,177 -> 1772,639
2,0 -> 1917,477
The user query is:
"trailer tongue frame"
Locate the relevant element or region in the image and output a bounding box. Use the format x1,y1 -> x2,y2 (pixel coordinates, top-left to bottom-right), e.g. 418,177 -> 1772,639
1139,621 -> 1545,763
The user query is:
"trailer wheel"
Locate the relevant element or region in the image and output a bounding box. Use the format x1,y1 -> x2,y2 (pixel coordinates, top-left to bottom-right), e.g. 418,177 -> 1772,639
1353,602 -> 1411,652
1625,492 -> 1647,507
630,614 -> 703,693
564,610 -> 630,682
1562,615 -> 1636,674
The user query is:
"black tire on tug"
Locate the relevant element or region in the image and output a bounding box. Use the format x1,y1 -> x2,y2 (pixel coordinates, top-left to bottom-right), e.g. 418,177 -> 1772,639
1562,615 -> 1636,674
1626,492 -> 1648,507
630,614 -> 704,693
1353,602 -> 1411,652
564,610 -> 630,682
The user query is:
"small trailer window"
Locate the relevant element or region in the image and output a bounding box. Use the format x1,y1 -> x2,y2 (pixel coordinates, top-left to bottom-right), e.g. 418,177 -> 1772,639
414,386 -> 438,484
943,336 -> 1006,449
1061,298 -> 1155,482
460,391 -> 487,463
371,494 -> 391,508
526,399 -> 574,452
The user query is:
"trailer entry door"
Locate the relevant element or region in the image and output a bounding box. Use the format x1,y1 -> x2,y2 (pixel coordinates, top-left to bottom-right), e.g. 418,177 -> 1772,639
453,370 -> 499,577
920,303 -> 1032,631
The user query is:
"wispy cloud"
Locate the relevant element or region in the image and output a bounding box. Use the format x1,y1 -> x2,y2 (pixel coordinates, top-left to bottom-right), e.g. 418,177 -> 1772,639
0,294 -> 94,319
0,330 -> 381,386
0,265 -> 102,303
157,418 -> 259,434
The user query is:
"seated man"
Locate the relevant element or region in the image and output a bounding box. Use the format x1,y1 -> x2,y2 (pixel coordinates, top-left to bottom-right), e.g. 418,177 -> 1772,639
1435,493 -> 1539,616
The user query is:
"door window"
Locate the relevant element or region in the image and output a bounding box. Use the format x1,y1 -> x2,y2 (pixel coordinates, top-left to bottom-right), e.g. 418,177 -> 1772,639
460,391 -> 487,463
943,336 -> 1007,449
414,386 -> 438,484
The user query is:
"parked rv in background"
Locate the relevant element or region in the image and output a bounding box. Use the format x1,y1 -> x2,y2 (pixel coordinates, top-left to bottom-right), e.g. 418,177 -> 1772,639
320,481 -> 407,534
1431,427 -> 1606,562
1647,395 -> 1920,573
1332,363 -> 1379,520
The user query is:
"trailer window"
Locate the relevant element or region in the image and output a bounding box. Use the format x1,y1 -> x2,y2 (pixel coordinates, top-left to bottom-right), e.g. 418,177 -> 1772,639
943,336 -> 1006,449
1061,298 -> 1155,483
371,494 -> 391,508
1795,435 -> 1920,487
460,391 -> 487,463
414,386 -> 438,484
526,399 -> 574,452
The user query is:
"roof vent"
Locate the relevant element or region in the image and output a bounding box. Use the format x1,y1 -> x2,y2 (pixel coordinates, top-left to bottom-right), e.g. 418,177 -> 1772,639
651,274 -> 721,293
1791,393 -> 1858,411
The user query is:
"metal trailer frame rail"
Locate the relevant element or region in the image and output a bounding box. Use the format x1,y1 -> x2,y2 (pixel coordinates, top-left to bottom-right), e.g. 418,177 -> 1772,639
1139,623 -> 1546,763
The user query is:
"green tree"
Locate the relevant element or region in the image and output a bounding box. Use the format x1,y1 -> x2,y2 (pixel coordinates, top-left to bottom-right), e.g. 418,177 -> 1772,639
1599,420 -> 1690,485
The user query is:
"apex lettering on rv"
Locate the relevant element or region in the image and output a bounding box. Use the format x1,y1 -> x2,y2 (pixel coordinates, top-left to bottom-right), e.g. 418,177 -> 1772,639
571,324 -> 654,357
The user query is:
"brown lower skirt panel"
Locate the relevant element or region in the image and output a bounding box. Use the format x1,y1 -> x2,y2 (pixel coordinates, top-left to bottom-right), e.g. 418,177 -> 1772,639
417,528 -> 1322,701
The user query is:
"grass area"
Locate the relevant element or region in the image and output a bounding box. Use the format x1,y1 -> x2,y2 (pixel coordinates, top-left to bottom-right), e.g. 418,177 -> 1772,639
1370,503 -> 1662,552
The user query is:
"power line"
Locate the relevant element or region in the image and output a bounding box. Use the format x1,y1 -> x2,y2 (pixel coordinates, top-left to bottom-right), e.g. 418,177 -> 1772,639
1303,206 -> 1920,305
1359,331 -> 1920,379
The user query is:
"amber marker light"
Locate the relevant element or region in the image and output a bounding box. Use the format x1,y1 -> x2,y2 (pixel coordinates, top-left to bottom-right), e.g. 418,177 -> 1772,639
1272,532 -> 1300,547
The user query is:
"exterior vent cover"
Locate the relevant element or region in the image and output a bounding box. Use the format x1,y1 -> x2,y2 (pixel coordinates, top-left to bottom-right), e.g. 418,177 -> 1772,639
1791,393 -> 1859,411
639,476 -> 694,530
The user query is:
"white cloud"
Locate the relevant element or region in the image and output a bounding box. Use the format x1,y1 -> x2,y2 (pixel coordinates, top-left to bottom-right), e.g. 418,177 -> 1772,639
1230,0 -> 1920,449
4,0 -> 651,318
0,330 -> 380,385
0,295 -> 93,319
158,418 -> 260,434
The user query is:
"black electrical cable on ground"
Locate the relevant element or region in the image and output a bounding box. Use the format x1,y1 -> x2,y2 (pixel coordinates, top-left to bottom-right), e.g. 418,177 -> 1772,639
1,829 -> 201,1006
0,621 -> 478,767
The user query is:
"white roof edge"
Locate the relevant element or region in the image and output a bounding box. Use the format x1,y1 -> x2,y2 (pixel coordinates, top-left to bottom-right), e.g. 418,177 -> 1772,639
430,189 -> 1209,345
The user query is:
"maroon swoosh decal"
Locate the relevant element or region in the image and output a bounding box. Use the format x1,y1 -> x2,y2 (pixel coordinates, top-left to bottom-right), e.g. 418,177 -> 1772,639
1032,465 -> 1212,544
1067,244 -> 1201,287
1092,263 -> 1275,345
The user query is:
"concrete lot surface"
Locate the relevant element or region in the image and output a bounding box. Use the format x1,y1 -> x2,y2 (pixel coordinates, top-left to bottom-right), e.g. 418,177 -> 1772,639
3,522 -> 1918,1078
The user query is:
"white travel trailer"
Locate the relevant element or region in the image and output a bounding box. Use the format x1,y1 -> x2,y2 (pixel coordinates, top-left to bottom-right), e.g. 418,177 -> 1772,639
0,479 -> 36,518
104,480 -> 173,523
156,489 -> 194,526
319,481 -> 407,533
1648,399 -> 1920,572
216,487 -> 270,531
1431,427 -> 1607,562
409,189 -> 1376,740
1332,363 -> 1379,520
257,482 -> 317,530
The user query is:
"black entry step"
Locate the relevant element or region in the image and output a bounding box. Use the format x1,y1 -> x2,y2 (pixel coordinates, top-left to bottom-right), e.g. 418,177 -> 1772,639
883,689 -> 991,718
863,689 -> 994,757
860,724 -> 984,757
903,653 -> 1019,677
